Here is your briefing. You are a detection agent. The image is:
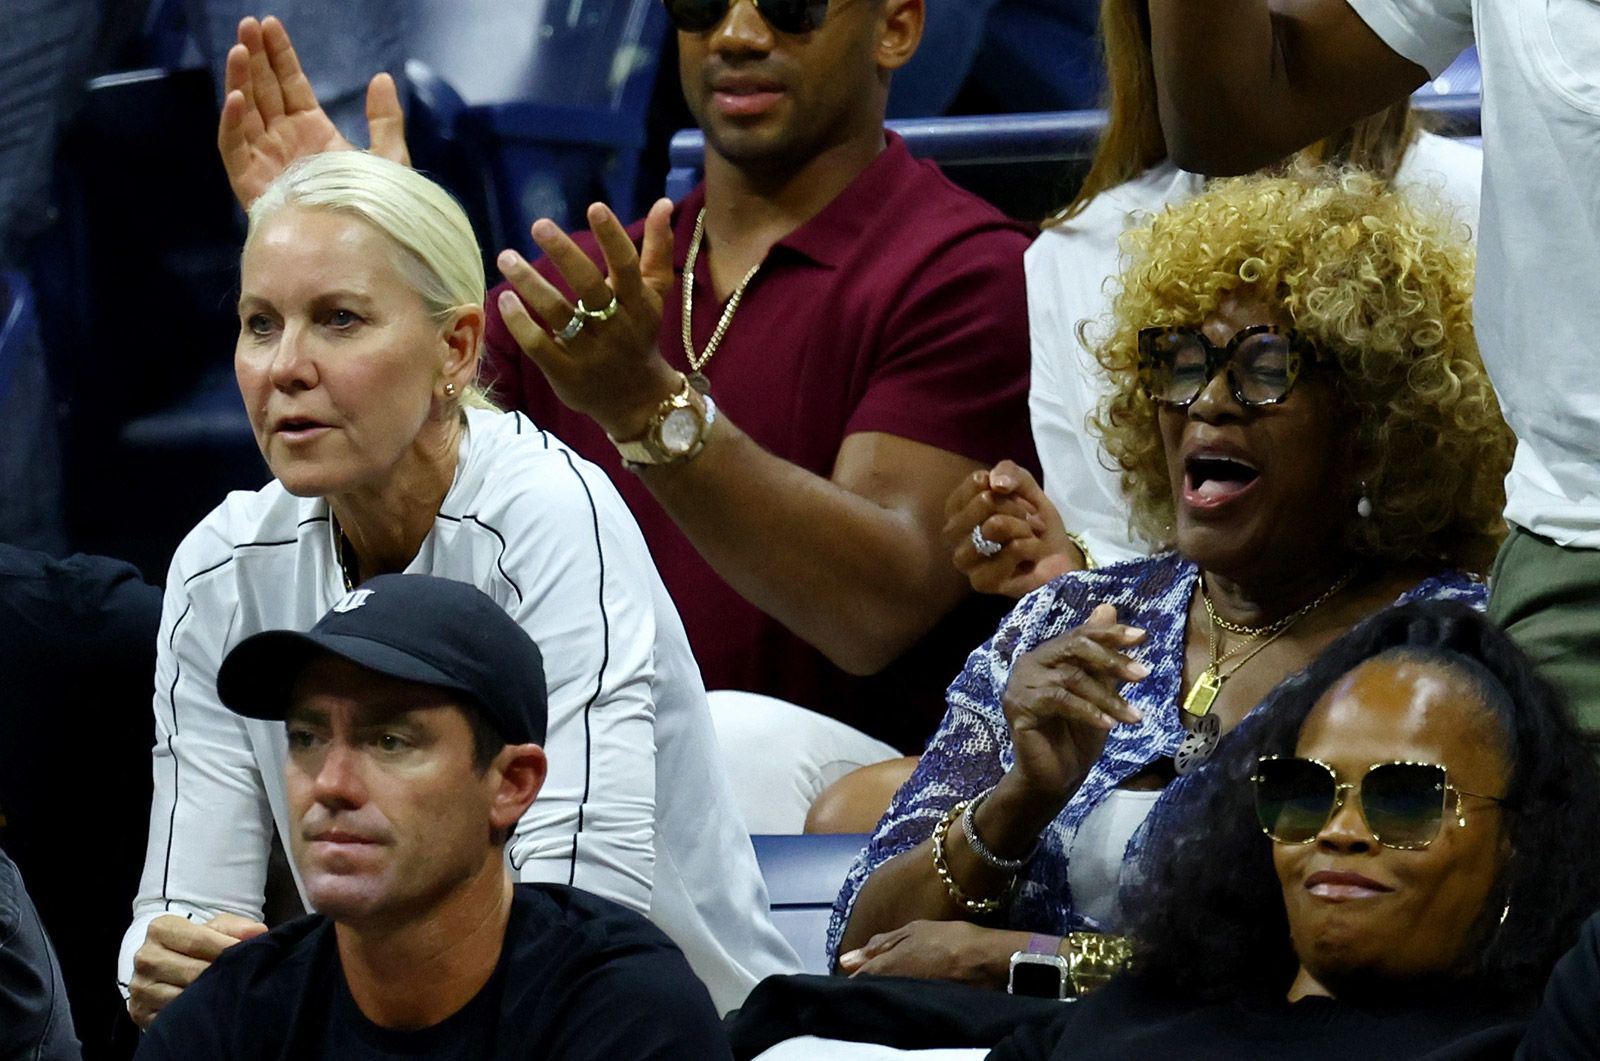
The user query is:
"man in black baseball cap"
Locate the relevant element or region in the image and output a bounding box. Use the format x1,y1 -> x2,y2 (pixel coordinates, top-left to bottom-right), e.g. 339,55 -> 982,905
218,572 -> 549,748
135,575 -> 730,1059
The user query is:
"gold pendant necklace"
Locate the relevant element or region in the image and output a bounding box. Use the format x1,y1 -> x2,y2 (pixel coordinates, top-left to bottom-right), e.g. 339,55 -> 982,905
680,208 -> 761,394
1180,568 -> 1358,719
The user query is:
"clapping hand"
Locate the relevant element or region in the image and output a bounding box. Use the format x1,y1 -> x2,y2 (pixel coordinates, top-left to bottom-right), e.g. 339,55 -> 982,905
494,200 -> 681,441
943,461 -> 1085,598
1001,604 -> 1149,803
217,16 -> 408,209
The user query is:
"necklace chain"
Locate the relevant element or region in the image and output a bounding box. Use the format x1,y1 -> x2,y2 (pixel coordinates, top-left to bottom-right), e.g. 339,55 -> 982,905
680,208 -> 762,379
1182,568 -> 1358,719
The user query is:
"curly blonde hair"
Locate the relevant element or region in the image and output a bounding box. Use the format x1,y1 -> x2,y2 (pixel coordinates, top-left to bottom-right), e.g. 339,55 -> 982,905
1090,167 -> 1511,570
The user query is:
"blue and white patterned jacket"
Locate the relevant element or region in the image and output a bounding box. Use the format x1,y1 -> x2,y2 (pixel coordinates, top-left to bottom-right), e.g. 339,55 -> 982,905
825,552 -> 1484,962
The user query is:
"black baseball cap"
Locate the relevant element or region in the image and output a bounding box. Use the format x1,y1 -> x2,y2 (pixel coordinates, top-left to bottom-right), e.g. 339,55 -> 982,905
217,574 -> 547,745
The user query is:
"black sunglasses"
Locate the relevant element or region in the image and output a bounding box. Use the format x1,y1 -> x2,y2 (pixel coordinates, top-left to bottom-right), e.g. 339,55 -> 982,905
663,0 -> 832,34
1137,324 -> 1322,409
1251,756 -> 1508,851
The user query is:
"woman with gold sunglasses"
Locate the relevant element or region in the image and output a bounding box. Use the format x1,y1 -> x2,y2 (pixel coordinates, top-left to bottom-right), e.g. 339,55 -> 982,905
987,600 -> 1600,1057
731,603 -> 1600,1058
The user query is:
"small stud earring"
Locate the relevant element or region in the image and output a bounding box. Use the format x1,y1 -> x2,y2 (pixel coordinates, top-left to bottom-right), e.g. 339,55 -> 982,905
444,381 -> 458,399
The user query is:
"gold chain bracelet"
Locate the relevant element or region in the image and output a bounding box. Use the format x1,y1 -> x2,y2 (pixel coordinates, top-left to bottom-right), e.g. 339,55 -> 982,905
1065,932 -> 1133,995
1062,529 -> 1098,571
932,797 -> 1017,914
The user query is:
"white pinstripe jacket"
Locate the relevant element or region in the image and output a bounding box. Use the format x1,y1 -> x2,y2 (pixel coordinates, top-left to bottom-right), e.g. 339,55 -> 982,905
120,408 -> 799,1013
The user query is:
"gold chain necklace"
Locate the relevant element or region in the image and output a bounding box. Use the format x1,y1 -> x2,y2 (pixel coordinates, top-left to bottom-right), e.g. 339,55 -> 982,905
680,208 -> 761,394
1181,568 -> 1358,719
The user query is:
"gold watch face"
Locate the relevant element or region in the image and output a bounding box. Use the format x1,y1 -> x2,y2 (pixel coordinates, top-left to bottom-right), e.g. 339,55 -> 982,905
659,407 -> 701,456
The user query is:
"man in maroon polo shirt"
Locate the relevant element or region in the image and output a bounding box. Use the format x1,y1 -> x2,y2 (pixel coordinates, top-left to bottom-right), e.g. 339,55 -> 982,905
216,3 -> 1035,767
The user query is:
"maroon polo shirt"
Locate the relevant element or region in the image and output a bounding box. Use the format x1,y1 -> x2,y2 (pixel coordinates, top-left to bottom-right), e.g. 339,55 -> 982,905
482,133 -> 1037,751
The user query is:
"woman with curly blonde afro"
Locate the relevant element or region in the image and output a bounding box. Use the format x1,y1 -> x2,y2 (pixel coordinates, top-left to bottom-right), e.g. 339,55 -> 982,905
1096,166 -> 1507,571
832,169 -> 1514,998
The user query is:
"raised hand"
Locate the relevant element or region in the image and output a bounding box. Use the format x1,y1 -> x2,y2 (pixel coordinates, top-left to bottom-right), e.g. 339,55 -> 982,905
1000,604 -> 1148,804
943,461 -> 1085,598
217,16 -> 408,209
495,198 -> 680,440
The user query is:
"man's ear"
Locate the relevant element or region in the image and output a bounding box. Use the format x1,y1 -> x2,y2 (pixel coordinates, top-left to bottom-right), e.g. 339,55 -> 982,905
875,0 -> 924,73
488,743 -> 547,833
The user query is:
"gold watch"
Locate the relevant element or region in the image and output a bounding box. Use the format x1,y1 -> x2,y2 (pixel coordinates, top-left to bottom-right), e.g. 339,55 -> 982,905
610,373 -> 717,468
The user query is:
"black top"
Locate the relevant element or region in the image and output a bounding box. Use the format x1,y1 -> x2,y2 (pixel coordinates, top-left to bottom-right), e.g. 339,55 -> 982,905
1518,911 -> 1600,1060
135,884 -> 732,1060
989,974 -> 1528,1061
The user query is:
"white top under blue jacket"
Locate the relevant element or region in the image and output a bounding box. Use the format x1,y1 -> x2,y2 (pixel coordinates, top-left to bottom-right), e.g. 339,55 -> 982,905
119,408 -> 800,1013
826,554 -> 1485,962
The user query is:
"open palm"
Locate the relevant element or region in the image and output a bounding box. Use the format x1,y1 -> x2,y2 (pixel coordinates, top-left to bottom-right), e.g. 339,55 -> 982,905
217,16 -> 408,208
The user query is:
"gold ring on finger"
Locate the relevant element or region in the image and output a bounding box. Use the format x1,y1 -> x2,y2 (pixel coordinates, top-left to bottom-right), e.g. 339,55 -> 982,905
574,294 -> 620,322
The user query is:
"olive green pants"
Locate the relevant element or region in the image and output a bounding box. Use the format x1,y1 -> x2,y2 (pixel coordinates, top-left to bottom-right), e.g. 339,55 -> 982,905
1489,525 -> 1600,741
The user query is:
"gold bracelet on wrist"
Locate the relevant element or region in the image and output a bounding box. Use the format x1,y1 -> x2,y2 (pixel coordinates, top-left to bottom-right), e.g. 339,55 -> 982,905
932,797 -> 1018,915
1065,931 -> 1132,996
1062,529 -> 1098,571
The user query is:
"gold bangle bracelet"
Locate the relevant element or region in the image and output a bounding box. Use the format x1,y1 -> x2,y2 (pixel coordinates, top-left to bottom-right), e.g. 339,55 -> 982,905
1065,931 -> 1132,995
932,798 -> 1017,915
1062,529 -> 1098,571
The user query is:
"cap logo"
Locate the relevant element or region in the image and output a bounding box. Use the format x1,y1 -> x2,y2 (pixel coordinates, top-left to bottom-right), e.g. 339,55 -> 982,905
332,588 -> 375,613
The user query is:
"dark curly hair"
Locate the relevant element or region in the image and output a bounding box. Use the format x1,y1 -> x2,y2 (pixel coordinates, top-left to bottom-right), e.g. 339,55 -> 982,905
1124,602 -> 1600,1006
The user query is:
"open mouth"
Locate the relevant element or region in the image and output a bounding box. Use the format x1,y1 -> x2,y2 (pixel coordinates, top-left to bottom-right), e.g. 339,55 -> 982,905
276,418 -> 328,435
1184,455 -> 1261,502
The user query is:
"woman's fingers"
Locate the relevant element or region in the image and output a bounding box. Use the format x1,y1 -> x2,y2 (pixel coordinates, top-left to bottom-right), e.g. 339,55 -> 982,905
261,16 -> 317,116
986,459 -> 1044,500
366,73 -> 410,166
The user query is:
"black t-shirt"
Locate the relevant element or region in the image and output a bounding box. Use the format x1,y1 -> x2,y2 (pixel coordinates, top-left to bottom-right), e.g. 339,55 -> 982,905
988,974 -> 1528,1061
728,972 -> 1527,1061
135,884 -> 732,1060
1518,911 -> 1600,1060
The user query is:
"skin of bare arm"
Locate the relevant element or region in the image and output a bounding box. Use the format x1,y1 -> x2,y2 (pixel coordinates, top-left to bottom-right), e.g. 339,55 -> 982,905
1147,0 -> 1432,175
496,202 -> 982,677
836,606 -> 1147,953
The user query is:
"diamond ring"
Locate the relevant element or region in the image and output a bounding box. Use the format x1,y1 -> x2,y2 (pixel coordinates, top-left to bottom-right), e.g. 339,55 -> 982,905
970,524 -> 1003,558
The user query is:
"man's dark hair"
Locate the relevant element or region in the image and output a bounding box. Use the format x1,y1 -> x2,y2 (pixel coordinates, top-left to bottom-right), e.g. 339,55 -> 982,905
462,702 -> 507,774
1125,601 -> 1600,1007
